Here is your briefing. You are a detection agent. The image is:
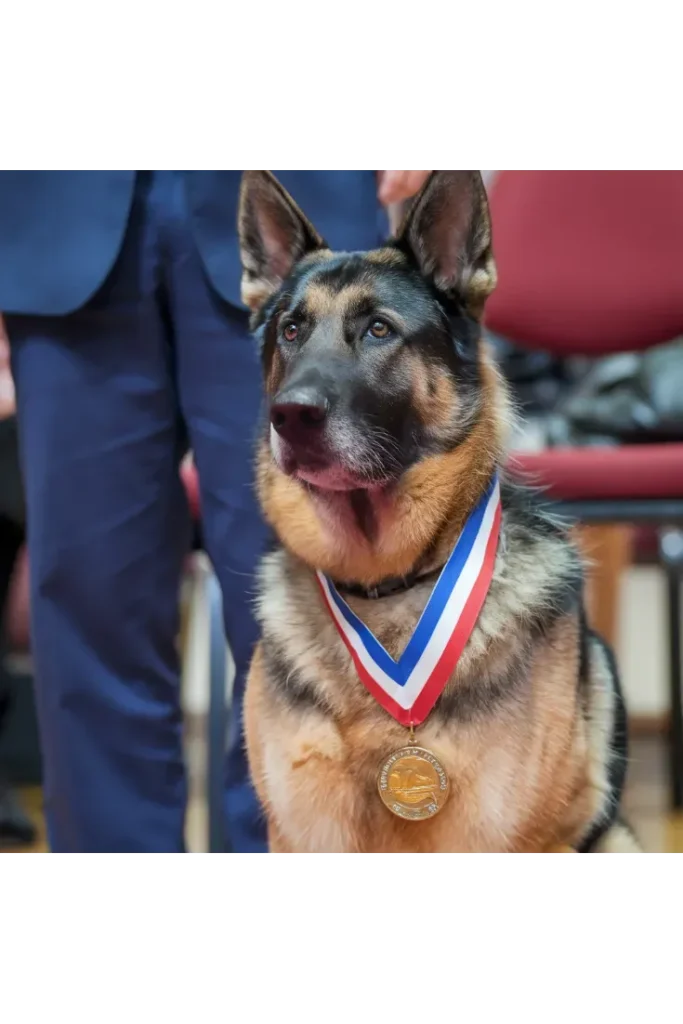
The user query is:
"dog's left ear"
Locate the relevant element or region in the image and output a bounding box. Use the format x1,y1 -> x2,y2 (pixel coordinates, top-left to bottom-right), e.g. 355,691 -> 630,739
397,171 -> 496,319
238,171 -> 325,313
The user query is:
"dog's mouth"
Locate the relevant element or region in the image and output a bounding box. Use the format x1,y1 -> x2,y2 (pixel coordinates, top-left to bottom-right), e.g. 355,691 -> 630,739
270,425 -> 393,493
296,464 -> 390,493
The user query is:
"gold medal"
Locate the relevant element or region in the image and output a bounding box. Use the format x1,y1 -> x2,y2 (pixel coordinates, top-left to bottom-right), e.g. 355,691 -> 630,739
377,745 -> 450,821
319,479 -> 500,824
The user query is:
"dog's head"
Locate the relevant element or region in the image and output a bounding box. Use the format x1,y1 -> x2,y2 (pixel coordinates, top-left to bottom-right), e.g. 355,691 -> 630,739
239,170 -> 508,583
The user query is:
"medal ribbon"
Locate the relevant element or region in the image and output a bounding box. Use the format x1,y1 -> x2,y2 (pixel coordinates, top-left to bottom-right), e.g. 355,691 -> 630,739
316,476 -> 502,727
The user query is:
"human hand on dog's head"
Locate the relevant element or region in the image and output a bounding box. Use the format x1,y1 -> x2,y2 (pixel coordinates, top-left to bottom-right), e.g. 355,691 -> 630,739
377,170 -> 431,205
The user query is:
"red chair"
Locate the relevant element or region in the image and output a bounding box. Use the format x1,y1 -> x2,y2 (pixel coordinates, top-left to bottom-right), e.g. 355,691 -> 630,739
487,171 -> 683,808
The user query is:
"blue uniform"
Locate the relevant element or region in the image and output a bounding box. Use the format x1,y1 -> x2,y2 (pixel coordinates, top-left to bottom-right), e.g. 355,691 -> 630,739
0,170 -> 384,851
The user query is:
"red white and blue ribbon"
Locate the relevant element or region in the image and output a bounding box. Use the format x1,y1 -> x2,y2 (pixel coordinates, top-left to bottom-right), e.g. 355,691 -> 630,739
316,476 -> 502,727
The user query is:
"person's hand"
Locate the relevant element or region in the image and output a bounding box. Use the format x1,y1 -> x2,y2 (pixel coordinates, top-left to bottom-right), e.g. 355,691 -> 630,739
0,317 -> 16,420
377,171 -> 431,206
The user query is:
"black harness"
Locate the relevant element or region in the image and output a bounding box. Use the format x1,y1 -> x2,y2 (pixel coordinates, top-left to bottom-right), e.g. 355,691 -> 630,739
333,566 -> 442,602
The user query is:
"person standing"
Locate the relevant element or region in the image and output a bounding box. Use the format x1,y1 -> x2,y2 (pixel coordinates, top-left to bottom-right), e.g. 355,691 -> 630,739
0,170 -> 430,852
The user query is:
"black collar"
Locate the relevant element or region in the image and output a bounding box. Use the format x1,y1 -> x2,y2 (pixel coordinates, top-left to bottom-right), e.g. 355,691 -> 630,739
333,565 -> 443,601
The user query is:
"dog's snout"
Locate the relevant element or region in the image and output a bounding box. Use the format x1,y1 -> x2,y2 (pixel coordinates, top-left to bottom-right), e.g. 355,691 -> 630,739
271,389 -> 329,443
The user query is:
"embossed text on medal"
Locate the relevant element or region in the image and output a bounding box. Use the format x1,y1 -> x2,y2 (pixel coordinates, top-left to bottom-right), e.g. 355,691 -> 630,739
377,747 -> 450,821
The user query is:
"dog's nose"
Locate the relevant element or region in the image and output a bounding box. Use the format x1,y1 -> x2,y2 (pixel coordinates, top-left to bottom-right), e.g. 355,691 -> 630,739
270,390 -> 329,443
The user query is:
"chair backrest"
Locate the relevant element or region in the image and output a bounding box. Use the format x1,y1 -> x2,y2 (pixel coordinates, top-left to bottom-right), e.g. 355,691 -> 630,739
485,171 -> 683,356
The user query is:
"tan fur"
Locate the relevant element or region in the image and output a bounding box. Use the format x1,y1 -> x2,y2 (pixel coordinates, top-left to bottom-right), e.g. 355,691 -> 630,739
409,354 -> 456,432
365,248 -> 408,267
303,282 -> 380,324
301,282 -> 338,320
465,253 -> 497,320
266,346 -> 285,395
241,277 -> 273,313
297,249 -> 334,268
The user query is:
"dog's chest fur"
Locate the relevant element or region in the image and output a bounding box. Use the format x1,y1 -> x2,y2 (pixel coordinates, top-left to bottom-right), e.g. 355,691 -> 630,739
250,488 -> 591,852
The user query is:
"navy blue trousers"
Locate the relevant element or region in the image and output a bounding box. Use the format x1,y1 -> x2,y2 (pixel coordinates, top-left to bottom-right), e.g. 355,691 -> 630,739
7,172 -> 268,851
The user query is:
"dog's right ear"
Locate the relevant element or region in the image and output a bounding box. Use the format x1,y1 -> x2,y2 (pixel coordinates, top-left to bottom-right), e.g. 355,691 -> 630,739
238,171 -> 325,313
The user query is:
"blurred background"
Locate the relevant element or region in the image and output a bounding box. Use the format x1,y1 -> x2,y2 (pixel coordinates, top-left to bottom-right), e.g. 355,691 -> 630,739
1,170 -> 682,853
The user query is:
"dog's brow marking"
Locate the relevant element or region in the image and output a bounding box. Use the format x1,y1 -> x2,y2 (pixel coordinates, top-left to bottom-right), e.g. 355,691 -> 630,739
303,282 -> 337,317
304,281 -> 380,322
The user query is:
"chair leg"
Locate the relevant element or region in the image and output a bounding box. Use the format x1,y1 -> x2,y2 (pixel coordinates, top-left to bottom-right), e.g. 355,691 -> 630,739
180,554 -> 210,852
660,530 -> 683,810
206,569 -> 234,852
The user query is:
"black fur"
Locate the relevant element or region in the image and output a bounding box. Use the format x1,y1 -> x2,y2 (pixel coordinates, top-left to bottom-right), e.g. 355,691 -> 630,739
577,631 -> 630,852
431,488 -> 583,724
500,484 -> 630,849
262,636 -> 334,715
500,480 -> 585,632
432,652 -> 531,724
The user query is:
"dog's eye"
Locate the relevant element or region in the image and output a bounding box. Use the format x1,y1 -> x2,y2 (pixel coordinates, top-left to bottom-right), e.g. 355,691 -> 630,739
282,322 -> 298,342
368,320 -> 390,339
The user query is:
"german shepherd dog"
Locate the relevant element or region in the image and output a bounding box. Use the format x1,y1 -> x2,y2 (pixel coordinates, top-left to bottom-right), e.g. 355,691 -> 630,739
238,170 -> 639,853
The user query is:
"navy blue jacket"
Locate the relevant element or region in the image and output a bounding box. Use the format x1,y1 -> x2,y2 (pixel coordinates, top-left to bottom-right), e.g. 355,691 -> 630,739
0,171 -> 383,315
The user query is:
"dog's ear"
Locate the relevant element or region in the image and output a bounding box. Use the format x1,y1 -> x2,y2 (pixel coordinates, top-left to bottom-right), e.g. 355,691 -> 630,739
396,171 -> 496,319
238,171 -> 325,312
